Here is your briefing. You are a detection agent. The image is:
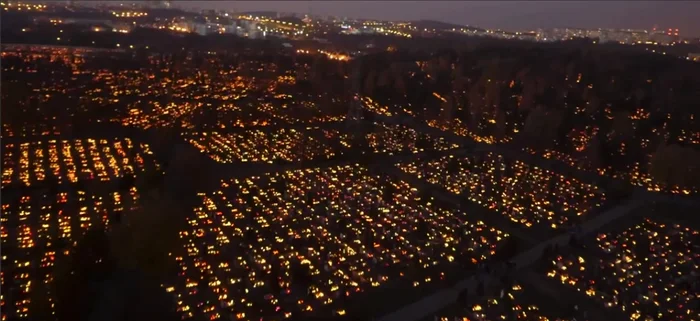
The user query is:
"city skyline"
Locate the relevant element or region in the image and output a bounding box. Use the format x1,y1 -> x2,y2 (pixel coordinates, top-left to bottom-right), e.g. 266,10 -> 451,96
170,1 -> 700,36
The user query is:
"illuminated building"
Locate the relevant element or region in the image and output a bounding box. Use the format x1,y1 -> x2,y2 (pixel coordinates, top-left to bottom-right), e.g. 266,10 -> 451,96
302,14 -> 312,25
650,29 -> 674,45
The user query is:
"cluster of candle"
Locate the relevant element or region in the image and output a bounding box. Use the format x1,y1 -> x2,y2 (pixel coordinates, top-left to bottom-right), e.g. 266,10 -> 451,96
545,218 -> 699,321
360,97 -> 395,117
2,138 -> 160,187
522,148 -> 697,196
437,284 -> 573,321
396,153 -> 606,229
166,164 -> 509,320
426,119 -> 513,145
183,128 -> 351,164
366,123 -> 459,155
184,104 -> 276,130
112,71 -> 256,130
257,102 -> 347,124
183,123 -> 459,164
120,101 -> 201,130
522,148 -> 583,170
0,187 -> 141,320
2,124 -> 65,139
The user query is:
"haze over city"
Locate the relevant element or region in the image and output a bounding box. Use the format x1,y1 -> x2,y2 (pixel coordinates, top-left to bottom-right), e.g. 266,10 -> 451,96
168,1 -> 700,36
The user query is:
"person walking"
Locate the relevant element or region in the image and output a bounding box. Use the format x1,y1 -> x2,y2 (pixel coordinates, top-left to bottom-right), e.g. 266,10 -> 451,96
476,281 -> 485,297
457,287 -> 469,306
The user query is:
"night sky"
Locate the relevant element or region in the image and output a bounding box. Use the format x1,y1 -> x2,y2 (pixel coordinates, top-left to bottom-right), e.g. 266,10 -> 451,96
171,1 -> 700,37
